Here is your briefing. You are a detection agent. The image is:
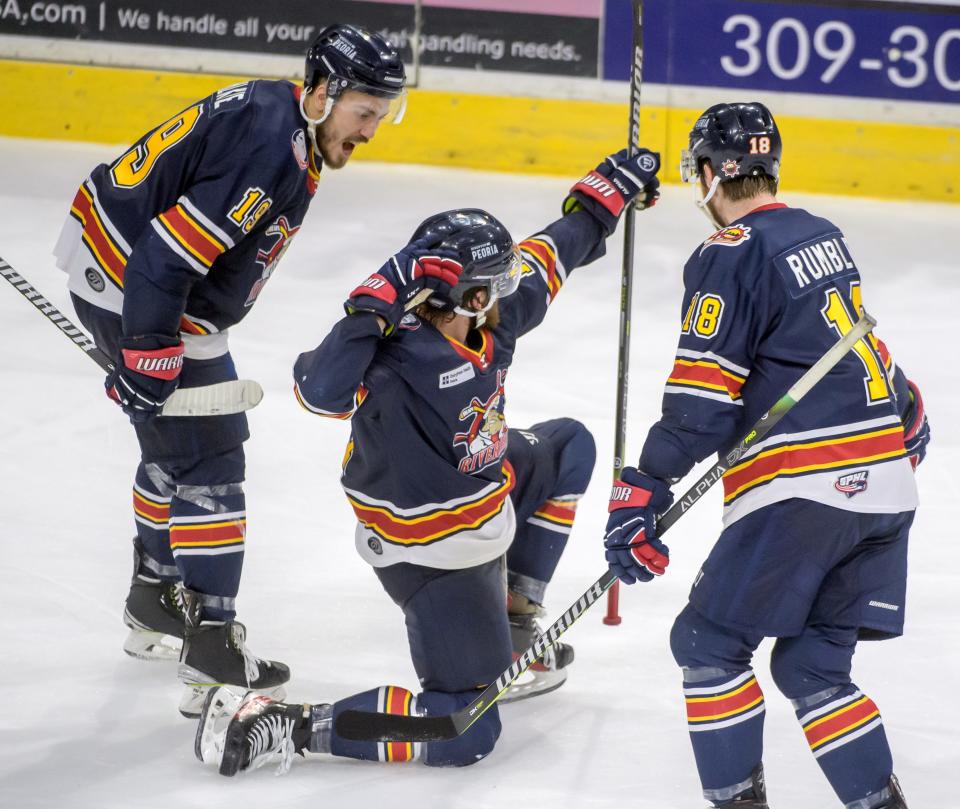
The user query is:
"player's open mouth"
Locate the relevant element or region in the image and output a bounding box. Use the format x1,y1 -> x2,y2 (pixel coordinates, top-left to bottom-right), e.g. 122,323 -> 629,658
343,142 -> 356,155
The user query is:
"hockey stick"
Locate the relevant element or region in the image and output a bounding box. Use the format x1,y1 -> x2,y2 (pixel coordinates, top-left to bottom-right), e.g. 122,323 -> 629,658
0,258 -> 263,417
334,310 -> 878,743
606,0 -> 645,625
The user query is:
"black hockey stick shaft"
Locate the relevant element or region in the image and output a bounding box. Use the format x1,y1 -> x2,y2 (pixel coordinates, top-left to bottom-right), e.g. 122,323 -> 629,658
334,311 -> 878,744
1,258 -> 115,373
606,0 -> 645,625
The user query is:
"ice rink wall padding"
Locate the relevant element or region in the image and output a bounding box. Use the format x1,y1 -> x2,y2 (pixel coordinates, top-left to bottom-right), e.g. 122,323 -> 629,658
0,0 -> 957,202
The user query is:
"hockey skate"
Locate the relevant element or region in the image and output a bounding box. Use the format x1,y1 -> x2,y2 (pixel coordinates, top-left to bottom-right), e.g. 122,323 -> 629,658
195,686 -> 312,776
177,589 -> 291,718
122,540 -> 186,661
503,593 -> 574,703
878,774 -> 908,808
710,765 -> 769,809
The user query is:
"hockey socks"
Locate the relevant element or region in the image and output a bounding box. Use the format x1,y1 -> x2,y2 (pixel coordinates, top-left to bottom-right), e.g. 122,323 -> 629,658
792,683 -> 894,808
507,497 -> 578,603
325,686 -> 422,763
682,667 -> 767,806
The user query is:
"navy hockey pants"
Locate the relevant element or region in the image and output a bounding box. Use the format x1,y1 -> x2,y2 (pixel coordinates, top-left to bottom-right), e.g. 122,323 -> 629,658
327,418 -> 595,767
72,295 -> 249,620
669,499 -> 914,807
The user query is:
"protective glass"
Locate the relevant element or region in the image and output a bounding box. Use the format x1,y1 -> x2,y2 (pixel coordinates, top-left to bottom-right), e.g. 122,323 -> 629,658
679,149 -> 698,183
327,76 -> 407,125
487,244 -> 523,300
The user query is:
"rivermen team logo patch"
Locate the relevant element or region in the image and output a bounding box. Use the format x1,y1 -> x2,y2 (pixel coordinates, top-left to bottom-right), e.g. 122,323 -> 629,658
454,368 -> 508,474
835,470 -> 869,498
721,159 -> 740,178
700,224 -> 752,255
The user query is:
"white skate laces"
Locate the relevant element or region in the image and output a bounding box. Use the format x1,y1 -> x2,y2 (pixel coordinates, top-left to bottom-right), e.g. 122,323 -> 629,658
228,623 -> 262,684
245,711 -> 297,776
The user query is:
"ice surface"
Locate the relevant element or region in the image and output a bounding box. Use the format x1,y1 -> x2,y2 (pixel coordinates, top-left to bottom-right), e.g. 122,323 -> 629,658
0,137 -> 955,808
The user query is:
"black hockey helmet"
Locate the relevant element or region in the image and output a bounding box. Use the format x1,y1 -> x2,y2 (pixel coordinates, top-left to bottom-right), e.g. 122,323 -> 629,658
680,102 -> 782,185
304,24 -> 407,122
411,209 -> 521,313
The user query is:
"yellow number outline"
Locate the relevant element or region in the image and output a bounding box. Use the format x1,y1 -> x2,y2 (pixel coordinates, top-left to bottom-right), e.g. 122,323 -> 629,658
110,104 -> 203,189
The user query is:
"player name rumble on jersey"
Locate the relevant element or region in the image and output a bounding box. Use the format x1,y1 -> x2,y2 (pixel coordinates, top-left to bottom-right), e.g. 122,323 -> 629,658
640,203 -> 917,527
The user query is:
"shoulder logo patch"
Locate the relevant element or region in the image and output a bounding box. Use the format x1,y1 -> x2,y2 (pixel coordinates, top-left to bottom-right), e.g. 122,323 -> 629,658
291,129 -> 309,170
700,224 -> 752,255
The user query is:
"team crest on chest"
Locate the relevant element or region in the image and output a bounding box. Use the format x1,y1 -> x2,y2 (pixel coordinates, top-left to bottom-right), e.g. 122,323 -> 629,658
700,223 -> 752,255
454,368 -> 509,474
244,216 -> 300,306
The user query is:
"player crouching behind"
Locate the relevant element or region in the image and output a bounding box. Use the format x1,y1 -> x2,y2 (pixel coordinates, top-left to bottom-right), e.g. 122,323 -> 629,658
194,149 -> 661,775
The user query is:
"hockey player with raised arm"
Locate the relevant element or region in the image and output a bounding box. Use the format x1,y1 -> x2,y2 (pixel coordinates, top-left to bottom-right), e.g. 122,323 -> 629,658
193,148 -> 662,775
602,103 -> 930,808
53,24 -> 408,716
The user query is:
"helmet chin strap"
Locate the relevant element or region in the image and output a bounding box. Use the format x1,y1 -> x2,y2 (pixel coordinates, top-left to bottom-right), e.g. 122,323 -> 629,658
299,87 -> 335,157
694,174 -> 724,230
454,295 -> 497,328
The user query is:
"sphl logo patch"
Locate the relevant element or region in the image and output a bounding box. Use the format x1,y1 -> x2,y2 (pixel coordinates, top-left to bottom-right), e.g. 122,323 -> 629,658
835,470 -> 869,498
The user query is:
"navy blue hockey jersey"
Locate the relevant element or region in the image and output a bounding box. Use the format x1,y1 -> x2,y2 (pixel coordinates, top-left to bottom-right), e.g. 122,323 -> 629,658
293,210 -> 606,569
57,80 -> 318,338
639,203 -> 917,525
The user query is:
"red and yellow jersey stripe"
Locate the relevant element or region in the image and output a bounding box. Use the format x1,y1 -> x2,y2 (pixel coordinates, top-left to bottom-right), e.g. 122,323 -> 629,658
521,235 -> 563,302
154,202 -> 228,274
70,184 -> 128,289
667,358 -> 746,401
294,382 -> 369,420
347,461 -> 516,546
527,498 -> 579,534
722,423 -> 906,505
664,348 -> 750,406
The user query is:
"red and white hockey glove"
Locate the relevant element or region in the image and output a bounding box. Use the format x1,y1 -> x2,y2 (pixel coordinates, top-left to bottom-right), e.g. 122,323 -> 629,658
344,239 -> 462,335
603,467 -> 674,585
563,148 -> 661,236
105,334 -> 184,423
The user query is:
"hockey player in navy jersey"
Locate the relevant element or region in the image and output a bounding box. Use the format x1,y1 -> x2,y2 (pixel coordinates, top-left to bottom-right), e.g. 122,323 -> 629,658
193,148 -> 663,775
53,24 -> 407,716
602,103 -> 930,808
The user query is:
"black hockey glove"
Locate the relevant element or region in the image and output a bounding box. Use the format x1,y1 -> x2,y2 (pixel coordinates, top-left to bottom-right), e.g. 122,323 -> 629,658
563,148 -> 661,236
105,334 -> 184,423
344,240 -> 462,335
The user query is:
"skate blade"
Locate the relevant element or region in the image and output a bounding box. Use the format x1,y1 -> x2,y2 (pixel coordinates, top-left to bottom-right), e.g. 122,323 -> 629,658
500,665 -> 568,703
122,629 -> 182,661
194,686 -> 248,766
179,681 -> 287,719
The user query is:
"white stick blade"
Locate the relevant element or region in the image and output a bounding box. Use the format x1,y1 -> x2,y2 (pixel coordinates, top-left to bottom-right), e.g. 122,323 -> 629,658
161,380 -> 264,417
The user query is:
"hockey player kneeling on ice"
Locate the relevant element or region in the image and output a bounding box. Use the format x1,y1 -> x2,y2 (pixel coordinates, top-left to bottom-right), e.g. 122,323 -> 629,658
603,103 -> 930,808
195,149 -> 662,774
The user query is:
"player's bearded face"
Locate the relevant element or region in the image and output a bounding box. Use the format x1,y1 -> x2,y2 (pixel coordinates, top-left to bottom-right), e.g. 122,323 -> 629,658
317,91 -> 391,169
